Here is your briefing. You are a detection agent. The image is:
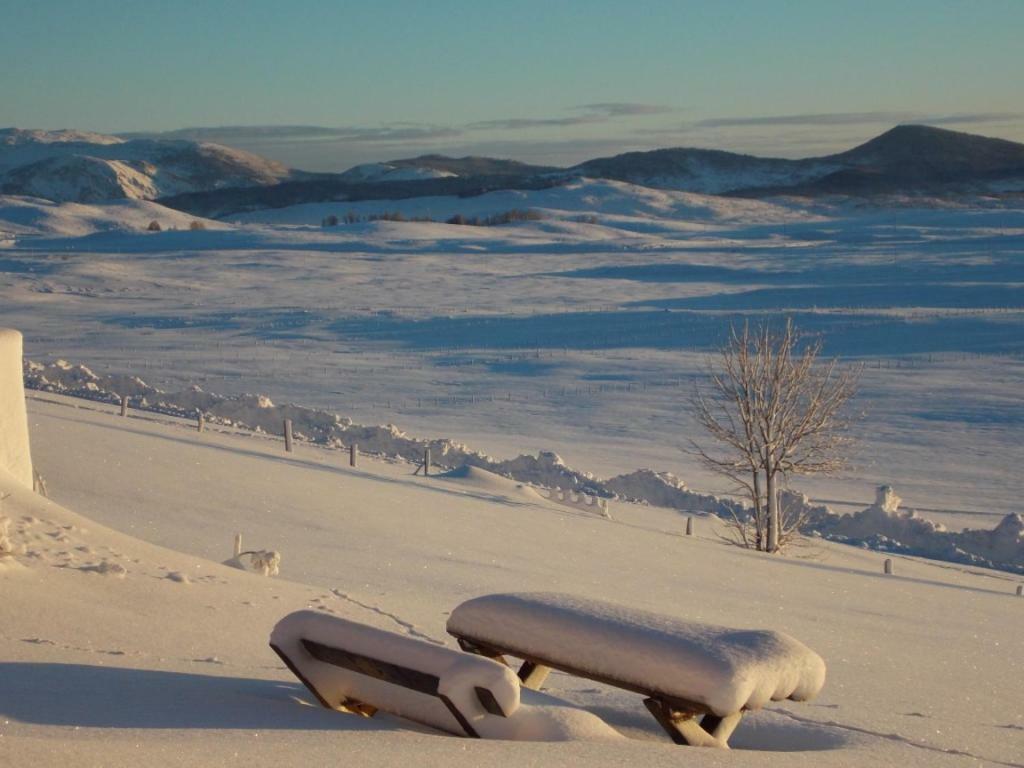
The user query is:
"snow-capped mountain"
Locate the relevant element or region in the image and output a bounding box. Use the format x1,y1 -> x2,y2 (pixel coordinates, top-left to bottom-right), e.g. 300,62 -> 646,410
0,128 -> 294,203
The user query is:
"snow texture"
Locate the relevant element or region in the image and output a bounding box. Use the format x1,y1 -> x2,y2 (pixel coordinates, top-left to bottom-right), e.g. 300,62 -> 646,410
269,609 -> 620,741
447,592 -> 827,717
0,329 -> 33,488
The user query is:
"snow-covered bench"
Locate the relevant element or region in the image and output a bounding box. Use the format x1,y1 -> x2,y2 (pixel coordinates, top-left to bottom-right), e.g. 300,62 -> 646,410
446,592 -> 827,748
269,610 -> 620,742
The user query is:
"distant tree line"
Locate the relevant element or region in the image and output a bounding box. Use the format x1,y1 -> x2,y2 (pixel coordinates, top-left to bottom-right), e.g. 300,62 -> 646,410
321,208 -> 545,228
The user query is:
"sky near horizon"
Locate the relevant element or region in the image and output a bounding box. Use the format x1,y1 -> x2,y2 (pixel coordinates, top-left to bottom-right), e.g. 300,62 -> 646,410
2,0 -> 1023,171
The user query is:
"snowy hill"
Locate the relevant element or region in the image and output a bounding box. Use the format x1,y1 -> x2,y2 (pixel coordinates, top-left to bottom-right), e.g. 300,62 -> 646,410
0,195 -> 223,238
571,148 -> 837,195
0,128 -> 294,203
570,126 -> 1024,197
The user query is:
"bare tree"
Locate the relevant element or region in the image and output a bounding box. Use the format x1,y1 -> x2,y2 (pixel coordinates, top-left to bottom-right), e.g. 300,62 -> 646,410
689,319 -> 860,553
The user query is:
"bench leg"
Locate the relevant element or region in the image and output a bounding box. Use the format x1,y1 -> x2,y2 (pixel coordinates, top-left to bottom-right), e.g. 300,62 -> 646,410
643,698 -> 726,748
701,711 -> 742,744
518,660 -> 551,690
456,637 -> 509,667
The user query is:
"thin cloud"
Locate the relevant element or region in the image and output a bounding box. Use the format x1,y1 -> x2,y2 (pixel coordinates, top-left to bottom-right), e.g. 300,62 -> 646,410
917,112 -> 1023,126
466,115 -> 604,130
121,124 -> 462,144
575,102 -> 673,117
467,103 -> 674,131
695,111 -> 915,128
694,111 -> 1023,129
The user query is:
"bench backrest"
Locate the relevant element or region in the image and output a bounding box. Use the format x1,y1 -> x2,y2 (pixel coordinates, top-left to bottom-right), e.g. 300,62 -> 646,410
270,610 -> 520,736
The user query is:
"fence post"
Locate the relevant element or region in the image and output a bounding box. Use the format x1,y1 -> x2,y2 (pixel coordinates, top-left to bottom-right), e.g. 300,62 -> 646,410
686,516 -> 694,536
884,558 -> 893,575
197,411 -> 205,433
120,395 -> 128,417
1017,584 -> 1023,597
350,443 -> 357,467
423,447 -> 431,476
284,419 -> 293,452
234,533 -> 242,558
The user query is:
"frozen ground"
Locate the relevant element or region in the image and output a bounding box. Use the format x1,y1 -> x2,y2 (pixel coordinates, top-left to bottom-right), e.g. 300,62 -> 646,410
1,180 -> 1023,531
3,392 -> 1022,766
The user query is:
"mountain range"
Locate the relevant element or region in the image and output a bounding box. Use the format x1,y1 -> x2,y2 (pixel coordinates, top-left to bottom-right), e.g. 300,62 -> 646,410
3,125 -> 1023,213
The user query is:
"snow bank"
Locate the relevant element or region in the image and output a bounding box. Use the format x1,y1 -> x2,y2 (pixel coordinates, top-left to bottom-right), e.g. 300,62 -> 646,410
0,330 -> 33,488
270,610 -> 620,742
447,592 -> 827,717
819,488 -> 1024,573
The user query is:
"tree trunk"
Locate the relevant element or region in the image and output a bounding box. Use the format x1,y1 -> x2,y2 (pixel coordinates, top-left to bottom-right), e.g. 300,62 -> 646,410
766,469 -> 780,553
752,469 -> 764,551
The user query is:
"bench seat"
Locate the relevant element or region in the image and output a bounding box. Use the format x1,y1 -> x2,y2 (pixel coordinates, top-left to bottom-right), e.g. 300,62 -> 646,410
447,592 -> 826,747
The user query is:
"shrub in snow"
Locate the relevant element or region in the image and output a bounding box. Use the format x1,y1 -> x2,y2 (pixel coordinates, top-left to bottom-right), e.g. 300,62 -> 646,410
189,220 -> 206,231
146,220 -> 162,232
226,548 -> 281,576
0,495 -> 23,559
249,550 -> 281,576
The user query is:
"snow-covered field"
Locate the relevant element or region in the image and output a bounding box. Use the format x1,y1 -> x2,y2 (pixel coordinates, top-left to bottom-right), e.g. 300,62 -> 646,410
2,180 -> 1022,529
2,177 -> 1024,764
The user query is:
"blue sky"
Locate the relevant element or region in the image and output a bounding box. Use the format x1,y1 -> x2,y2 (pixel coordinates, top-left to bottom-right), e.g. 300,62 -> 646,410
2,0 -> 1022,170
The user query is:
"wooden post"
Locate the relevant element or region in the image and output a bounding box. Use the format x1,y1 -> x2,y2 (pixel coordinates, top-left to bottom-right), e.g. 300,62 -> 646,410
884,558 -> 893,575
350,443 -> 357,467
284,419 -> 293,452
1017,585 -> 1023,597
423,447 -> 431,476
234,533 -> 242,558
120,395 -> 128,417
197,411 -> 205,433
686,516 -> 694,536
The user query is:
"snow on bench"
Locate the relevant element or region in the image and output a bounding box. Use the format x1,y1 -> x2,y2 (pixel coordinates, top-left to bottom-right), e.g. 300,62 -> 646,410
270,610 -> 620,742
446,592 -> 827,748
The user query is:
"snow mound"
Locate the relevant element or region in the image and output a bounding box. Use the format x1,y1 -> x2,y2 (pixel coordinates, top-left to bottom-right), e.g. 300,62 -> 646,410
436,465 -> 545,501
447,592 -> 827,717
819,487 -> 1024,572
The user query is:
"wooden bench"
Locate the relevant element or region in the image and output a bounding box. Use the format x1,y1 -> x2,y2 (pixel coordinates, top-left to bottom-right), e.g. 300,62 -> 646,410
446,592 -> 827,748
270,610 -> 521,738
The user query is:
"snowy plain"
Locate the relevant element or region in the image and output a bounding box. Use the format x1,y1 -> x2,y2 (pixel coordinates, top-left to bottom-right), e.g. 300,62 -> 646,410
2,171 -> 1024,765
1,180 -> 1022,530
